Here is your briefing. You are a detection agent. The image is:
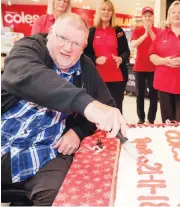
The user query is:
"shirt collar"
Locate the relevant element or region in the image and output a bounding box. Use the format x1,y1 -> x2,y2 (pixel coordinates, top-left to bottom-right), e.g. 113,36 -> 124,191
53,59 -> 81,76
98,26 -> 112,31
166,27 -> 172,33
166,27 -> 180,37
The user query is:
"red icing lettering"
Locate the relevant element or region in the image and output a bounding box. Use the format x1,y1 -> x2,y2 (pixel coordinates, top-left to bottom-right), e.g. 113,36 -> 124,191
137,175 -> 166,194
132,137 -> 153,155
165,130 -> 180,162
140,202 -> 170,206
137,156 -> 163,175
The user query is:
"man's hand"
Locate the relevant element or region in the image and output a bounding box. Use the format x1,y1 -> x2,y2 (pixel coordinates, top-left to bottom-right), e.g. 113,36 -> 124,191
53,129 -> 80,155
84,101 -> 127,138
96,56 -> 107,65
112,55 -> 123,68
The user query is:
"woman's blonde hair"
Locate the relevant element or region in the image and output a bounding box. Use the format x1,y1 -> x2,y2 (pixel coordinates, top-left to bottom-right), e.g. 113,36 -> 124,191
166,0 -> 180,27
94,0 -> 116,28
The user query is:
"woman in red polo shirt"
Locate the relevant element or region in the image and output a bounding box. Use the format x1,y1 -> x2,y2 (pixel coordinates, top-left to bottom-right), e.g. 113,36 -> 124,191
31,0 -> 71,34
84,0 -> 130,113
130,6 -> 159,124
150,0 -> 180,122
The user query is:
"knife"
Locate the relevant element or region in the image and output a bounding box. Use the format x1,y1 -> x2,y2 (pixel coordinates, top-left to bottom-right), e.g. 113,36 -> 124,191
116,131 -> 154,164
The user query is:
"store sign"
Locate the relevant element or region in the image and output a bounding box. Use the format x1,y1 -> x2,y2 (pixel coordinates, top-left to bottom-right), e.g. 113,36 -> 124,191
4,12 -> 39,24
72,8 -> 132,28
2,4 -> 47,36
116,15 -> 132,27
2,4 -> 132,36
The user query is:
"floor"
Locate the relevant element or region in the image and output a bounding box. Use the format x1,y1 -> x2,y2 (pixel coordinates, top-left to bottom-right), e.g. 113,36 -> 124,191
123,94 -> 162,124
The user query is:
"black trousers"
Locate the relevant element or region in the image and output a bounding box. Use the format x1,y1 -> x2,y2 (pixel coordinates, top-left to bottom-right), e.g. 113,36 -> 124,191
1,152 -> 73,206
106,81 -> 127,114
158,91 -> 180,122
135,72 -> 158,123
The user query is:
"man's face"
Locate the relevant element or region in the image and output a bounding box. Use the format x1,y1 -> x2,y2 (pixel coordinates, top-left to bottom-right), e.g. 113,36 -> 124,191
54,0 -> 69,13
47,21 -> 88,71
142,11 -> 154,25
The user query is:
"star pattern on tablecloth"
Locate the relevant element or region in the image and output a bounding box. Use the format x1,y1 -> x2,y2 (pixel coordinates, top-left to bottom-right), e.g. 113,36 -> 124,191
75,180 -> 82,185
71,195 -> 79,200
83,175 -> 90,180
77,169 -> 88,175
53,131 -> 119,207
83,192 -> 93,199
68,187 -> 78,193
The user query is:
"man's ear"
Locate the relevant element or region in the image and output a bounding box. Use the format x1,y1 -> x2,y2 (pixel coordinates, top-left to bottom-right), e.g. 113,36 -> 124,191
47,27 -> 53,40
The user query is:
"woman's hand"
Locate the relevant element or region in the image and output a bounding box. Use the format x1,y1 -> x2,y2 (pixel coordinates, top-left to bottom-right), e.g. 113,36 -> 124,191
112,55 -> 123,68
96,56 -> 107,65
164,56 -> 180,68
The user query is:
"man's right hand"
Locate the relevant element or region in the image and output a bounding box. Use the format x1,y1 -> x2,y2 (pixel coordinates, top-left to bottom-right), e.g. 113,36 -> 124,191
84,101 -> 127,138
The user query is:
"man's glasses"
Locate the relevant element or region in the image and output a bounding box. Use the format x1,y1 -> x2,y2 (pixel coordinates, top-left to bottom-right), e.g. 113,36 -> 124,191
55,32 -> 84,50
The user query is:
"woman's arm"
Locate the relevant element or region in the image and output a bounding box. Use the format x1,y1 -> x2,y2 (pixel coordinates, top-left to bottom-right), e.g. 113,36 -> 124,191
150,54 -> 180,68
150,54 -> 168,66
31,16 -> 43,34
131,31 -> 148,49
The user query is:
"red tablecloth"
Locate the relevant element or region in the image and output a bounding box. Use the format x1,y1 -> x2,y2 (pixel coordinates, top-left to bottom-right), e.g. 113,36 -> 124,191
53,131 -> 120,207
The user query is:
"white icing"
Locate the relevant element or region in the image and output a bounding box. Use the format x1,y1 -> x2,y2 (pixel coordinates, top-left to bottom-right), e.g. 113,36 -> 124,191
115,126 -> 180,207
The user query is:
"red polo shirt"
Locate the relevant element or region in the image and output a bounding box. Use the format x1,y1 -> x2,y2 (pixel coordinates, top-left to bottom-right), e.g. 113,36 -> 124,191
93,27 -> 123,82
31,14 -> 55,34
131,26 -> 159,72
149,28 -> 180,94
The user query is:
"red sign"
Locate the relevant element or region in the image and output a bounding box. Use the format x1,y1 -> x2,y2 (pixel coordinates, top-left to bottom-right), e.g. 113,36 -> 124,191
1,4 -> 132,36
72,8 -> 132,28
72,8 -> 95,26
1,4 -> 47,36
116,13 -> 132,28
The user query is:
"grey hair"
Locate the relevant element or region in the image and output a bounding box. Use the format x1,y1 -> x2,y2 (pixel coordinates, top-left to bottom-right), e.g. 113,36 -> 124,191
52,13 -> 89,33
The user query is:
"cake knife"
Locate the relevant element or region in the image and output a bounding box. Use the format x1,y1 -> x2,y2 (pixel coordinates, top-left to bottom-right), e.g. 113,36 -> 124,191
116,131 -> 154,164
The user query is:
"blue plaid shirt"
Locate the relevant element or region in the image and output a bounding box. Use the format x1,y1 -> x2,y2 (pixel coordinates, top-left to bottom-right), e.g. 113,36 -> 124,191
1,60 -> 81,183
